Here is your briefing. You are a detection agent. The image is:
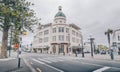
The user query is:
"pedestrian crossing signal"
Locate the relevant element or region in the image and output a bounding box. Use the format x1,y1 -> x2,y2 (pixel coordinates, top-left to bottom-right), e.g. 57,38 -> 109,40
14,43 -> 19,49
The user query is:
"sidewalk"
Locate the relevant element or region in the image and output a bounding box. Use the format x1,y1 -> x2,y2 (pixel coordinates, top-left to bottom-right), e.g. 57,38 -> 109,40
0,51 -> 31,72
63,53 -> 120,61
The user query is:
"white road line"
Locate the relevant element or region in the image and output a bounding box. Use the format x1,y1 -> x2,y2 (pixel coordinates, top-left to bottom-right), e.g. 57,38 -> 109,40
48,57 -> 63,61
38,58 -> 52,63
32,59 -> 64,72
51,58 -> 64,61
57,57 -> 69,60
23,57 -> 37,72
32,59 -> 45,64
93,66 -> 111,72
43,58 -> 58,62
0,58 -> 16,61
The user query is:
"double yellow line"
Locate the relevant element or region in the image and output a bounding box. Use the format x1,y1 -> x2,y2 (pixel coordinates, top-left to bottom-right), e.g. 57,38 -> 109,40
36,68 -> 42,72
29,61 -> 42,72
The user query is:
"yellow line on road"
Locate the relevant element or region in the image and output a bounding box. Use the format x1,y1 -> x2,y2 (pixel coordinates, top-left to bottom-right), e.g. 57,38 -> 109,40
36,68 -> 42,72
29,61 -> 33,65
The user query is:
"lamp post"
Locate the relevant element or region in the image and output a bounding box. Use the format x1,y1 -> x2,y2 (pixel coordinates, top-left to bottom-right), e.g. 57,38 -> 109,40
81,34 -> 84,58
9,26 -> 13,57
68,34 -> 70,56
89,36 -> 95,57
18,0 -> 24,68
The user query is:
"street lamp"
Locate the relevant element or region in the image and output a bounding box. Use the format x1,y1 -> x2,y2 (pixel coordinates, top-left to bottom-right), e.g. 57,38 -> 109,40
81,34 -> 84,58
18,0 -> 25,68
68,34 -> 71,56
9,26 -> 13,57
88,36 -> 95,57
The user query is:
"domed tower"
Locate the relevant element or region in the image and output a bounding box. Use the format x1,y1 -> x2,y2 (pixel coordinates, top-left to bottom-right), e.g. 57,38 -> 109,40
54,6 -> 66,24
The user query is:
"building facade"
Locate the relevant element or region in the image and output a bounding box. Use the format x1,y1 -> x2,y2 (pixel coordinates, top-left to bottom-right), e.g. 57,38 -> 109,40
32,6 -> 82,54
112,29 -> 120,55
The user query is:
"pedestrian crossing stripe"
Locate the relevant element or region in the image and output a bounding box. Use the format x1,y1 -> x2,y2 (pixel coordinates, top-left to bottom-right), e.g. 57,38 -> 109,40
43,58 -> 58,62
33,56 -> 77,64
47,57 -> 64,61
36,57 -> 67,63
38,58 -> 52,63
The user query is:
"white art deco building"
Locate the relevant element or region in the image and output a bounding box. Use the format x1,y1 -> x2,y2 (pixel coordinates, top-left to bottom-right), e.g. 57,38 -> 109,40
112,29 -> 120,55
32,6 -> 82,54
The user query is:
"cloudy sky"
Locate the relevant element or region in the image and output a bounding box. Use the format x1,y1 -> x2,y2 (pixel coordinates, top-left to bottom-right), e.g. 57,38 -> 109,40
0,0 -> 120,46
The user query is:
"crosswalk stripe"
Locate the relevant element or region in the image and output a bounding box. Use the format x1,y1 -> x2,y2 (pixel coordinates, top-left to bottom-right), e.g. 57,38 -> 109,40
57,57 -> 69,60
50,58 -> 64,61
32,59 -> 64,72
38,58 -> 52,63
32,59 -> 45,64
47,57 -> 64,61
43,58 -> 58,62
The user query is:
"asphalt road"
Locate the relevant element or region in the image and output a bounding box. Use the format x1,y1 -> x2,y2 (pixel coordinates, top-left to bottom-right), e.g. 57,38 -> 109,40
23,52 -> 120,72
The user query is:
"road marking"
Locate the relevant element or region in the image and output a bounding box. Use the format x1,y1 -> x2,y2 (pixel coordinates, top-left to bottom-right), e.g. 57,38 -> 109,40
22,57 -> 37,72
49,57 -> 64,61
38,58 -> 52,63
36,68 -> 42,72
49,58 -> 61,62
80,62 -> 103,67
93,66 -> 111,72
0,58 -> 16,61
32,59 -> 45,64
43,58 -> 58,62
29,61 -> 33,65
32,59 -> 64,72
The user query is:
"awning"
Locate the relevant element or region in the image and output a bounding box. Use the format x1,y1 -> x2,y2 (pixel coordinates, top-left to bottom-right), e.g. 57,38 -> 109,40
71,46 -> 82,49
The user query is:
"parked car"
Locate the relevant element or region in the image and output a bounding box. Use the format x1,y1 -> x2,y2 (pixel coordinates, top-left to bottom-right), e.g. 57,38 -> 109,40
100,50 -> 106,54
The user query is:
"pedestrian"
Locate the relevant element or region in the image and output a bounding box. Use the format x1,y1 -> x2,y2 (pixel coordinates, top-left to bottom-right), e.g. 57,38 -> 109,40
75,50 -> 78,57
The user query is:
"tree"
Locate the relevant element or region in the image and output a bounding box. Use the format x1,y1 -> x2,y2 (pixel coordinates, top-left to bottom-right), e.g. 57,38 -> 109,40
105,29 -> 113,49
0,0 -> 39,58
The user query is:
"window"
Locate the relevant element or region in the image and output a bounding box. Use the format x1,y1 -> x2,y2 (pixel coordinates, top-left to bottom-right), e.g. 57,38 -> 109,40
76,38 -> 79,43
59,27 -> 64,32
72,30 -> 75,35
60,21 -> 62,23
66,28 -> 69,33
39,38 -> 42,43
59,35 -> 64,41
39,32 -> 43,36
53,28 -> 56,33
44,37 -> 49,42
76,32 -> 78,37
79,34 -> 81,37
72,37 -> 75,42
66,36 -> 70,41
52,36 -> 56,41
44,30 -> 49,35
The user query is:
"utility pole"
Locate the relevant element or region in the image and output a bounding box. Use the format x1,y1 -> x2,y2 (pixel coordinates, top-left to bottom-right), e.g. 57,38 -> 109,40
89,37 -> 95,57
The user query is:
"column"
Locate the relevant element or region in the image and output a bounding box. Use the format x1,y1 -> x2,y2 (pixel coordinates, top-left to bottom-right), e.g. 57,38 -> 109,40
64,45 -> 67,54
56,45 -> 59,54
49,45 -> 53,54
